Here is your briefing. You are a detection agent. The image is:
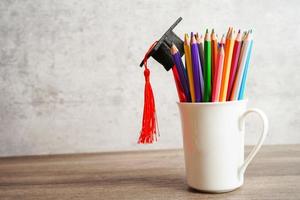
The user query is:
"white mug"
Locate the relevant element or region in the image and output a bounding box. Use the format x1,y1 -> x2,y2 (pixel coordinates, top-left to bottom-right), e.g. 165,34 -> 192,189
177,100 -> 268,193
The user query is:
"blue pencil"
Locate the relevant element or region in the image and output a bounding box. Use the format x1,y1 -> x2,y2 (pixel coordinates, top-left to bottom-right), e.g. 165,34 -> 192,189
171,44 -> 191,102
238,33 -> 253,100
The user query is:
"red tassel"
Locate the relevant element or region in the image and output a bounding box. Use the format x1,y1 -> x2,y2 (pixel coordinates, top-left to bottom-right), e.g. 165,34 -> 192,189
138,42 -> 159,144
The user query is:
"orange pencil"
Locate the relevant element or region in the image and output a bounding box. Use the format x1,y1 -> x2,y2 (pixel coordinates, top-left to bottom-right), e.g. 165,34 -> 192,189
212,35 -> 225,102
225,27 -> 232,41
211,29 -> 218,88
184,34 -> 195,102
219,28 -> 235,101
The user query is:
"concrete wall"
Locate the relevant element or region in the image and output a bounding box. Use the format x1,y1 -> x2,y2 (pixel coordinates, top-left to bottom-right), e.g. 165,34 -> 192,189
0,0 -> 299,156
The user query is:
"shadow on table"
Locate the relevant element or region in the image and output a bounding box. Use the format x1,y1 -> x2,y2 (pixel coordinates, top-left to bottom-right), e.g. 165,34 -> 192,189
97,168 -> 243,197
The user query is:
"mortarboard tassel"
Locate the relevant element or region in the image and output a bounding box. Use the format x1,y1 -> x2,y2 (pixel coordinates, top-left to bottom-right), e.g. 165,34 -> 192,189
138,42 -> 159,144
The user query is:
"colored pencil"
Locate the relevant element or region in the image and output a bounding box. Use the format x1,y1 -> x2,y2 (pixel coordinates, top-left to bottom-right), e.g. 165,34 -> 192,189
196,33 -> 205,76
171,66 -> 187,102
225,27 -> 232,42
171,44 -> 191,102
184,34 -> 196,102
204,29 -> 212,102
242,31 -> 247,40
212,39 -> 225,102
238,31 -> 253,100
190,33 -> 204,102
227,30 -> 242,100
211,29 -> 218,88
230,32 -> 252,100
219,28 -> 235,101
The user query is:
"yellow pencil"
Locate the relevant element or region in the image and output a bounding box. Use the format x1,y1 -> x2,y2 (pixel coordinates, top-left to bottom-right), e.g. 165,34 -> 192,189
219,28 -> 235,101
184,33 -> 195,102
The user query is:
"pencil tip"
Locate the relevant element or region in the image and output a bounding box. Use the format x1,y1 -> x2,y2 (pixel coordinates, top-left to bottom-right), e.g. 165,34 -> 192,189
221,34 -> 225,44
191,34 -> 196,43
232,29 -> 235,37
170,43 -> 178,54
238,29 -> 241,33
184,33 -> 190,44
206,29 -> 208,33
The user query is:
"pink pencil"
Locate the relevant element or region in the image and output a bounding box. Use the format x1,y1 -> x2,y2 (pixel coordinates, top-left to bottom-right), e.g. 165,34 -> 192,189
212,35 -> 225,102
227,30 -> 242,100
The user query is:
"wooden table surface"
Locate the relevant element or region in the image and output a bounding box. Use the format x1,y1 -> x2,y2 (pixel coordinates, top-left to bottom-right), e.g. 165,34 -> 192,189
0,145 -> 299,200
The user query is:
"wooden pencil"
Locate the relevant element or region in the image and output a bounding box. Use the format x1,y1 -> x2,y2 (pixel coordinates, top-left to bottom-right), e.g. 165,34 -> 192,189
171,66 -> 187,102
191,33 -> 204,102
204,29 -> 212,102
211,29 -> 218,89
238,31 -> 253,100
225,27 -> 232,41
227,30 -> 242,100
184,34 -> 196,102
219,28 -> 235,101
196,33 -> 205,76
171,44 -> 191,102
212,38 -> 225,102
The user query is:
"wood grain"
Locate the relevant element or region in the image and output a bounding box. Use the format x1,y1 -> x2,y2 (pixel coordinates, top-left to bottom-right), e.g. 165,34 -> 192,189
0,145 -> 299,200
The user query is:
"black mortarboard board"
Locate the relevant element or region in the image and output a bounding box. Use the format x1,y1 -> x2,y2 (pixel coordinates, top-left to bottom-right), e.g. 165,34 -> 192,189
140,17 -> 185,71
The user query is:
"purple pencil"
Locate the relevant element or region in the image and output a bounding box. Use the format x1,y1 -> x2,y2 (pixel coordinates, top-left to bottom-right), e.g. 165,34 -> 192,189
190,33 -> 204,102
171,44 -> 191,102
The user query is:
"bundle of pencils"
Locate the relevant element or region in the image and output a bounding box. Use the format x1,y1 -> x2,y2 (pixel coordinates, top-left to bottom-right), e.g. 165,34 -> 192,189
171,28 -> 253,102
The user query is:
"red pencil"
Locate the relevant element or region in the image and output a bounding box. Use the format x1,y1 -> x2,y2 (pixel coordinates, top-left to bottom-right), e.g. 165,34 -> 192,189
212,35 -> 225,102
171,66 -> 186,102
227,30 -> 242,100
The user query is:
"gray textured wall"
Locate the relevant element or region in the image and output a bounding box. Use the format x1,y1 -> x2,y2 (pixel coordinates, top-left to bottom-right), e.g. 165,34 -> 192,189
0,0 -> 299,156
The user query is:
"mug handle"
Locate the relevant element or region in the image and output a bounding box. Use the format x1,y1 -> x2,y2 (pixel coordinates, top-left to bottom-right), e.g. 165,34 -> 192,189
238,108 -> 269,179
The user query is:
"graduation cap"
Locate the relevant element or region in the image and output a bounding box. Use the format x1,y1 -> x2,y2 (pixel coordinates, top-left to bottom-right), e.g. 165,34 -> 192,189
138,17 -> 185,144
140,17 -> 185,71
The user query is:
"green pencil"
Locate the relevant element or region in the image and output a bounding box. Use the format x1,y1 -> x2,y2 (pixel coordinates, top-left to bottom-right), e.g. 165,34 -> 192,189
204,29 -> 212,102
